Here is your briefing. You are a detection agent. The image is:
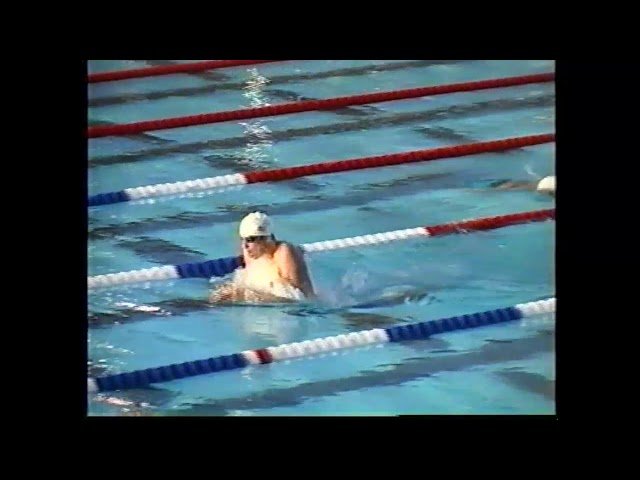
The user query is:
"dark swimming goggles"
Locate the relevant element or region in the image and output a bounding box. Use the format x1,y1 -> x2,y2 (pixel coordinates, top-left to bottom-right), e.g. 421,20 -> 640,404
242,235 -> 270,243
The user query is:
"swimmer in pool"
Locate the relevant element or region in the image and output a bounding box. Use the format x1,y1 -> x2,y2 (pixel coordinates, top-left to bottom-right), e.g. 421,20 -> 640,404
209,212 -> 316,304
489,175 -> 556,197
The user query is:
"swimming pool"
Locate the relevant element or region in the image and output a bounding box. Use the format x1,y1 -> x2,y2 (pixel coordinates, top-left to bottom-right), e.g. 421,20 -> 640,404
87,60 -> 555,416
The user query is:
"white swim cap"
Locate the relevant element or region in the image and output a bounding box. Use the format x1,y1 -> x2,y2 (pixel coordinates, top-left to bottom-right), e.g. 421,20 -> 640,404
537,175 -> 556,193
239,211 -> 272,238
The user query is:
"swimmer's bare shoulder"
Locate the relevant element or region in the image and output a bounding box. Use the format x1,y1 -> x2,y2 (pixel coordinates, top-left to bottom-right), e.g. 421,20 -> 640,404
274,242 -> 316,298
275,241 -> 304,258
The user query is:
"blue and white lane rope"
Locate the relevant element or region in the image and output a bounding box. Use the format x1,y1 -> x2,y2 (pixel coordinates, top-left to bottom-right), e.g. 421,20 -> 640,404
88,297 -> 555,393
88,209 -> 555,290
87,256 -> 244,290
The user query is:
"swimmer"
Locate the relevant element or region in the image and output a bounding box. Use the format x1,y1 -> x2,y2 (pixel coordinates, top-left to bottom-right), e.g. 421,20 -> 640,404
489,175 -> 556,197
209,212 -> 316,304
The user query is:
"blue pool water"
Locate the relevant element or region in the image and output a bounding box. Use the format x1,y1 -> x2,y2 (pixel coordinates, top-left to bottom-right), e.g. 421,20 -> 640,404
87,60 -> 555,416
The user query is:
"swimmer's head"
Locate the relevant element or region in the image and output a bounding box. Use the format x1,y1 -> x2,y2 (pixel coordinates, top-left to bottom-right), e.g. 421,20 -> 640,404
239,212 -> 275,259
537,175 -> 556,196
239,211 -> 272,238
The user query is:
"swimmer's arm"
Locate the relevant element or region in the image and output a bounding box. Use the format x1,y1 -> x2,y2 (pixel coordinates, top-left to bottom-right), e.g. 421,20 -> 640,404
244,289 -> 296,304
209,281 -> 238,304
275,243 -> 316,298
211,283 -> 293,304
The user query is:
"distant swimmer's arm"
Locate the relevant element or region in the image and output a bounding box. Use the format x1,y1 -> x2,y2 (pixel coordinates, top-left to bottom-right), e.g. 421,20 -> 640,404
275,243 -> 316,298
490,180 -> 537,191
